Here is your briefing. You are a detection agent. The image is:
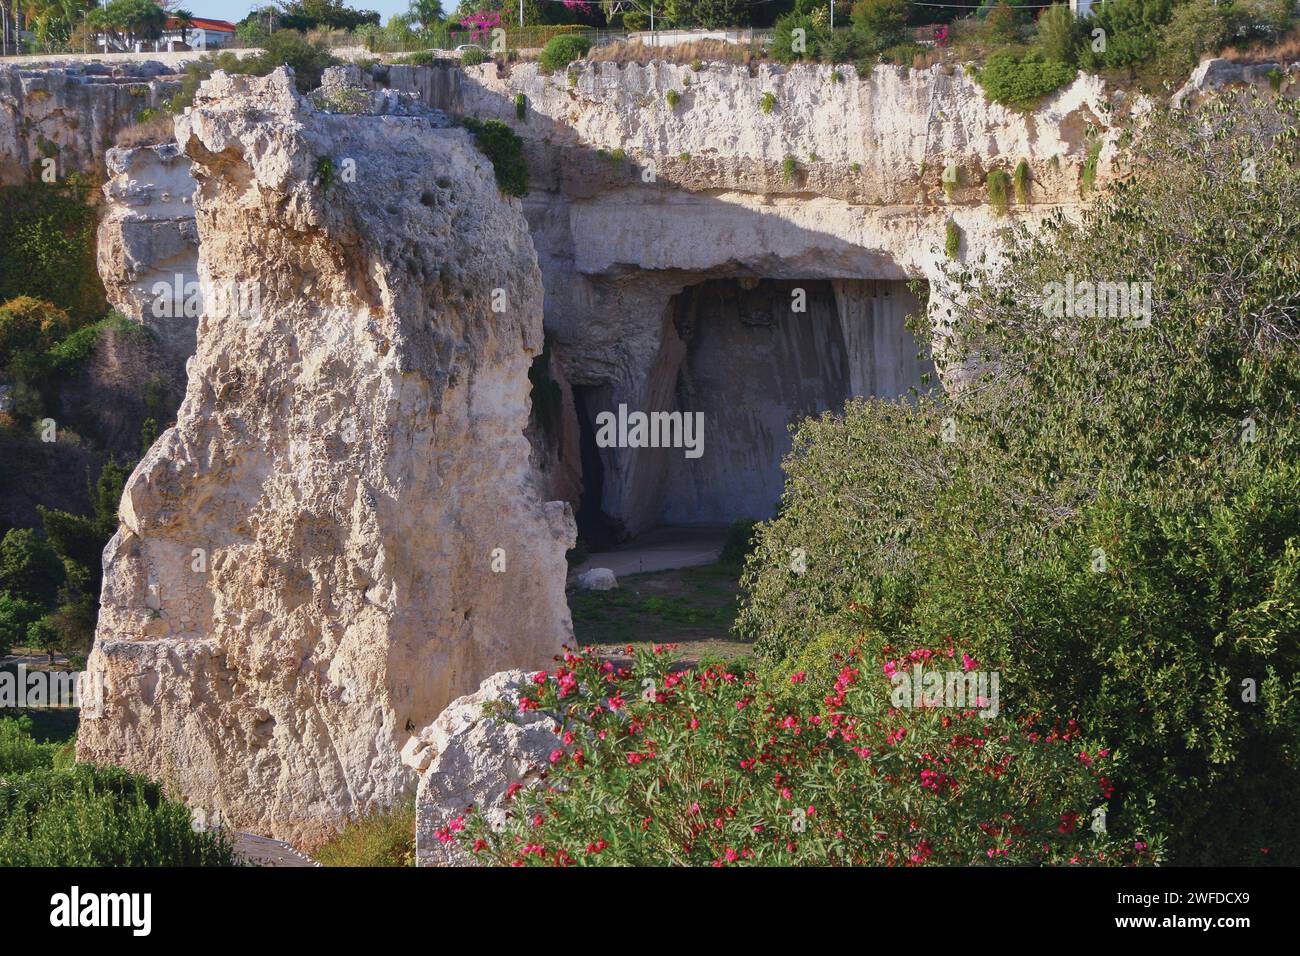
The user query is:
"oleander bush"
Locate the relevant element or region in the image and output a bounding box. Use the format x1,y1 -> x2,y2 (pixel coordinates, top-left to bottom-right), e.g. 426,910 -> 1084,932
438,645 -> 1160,866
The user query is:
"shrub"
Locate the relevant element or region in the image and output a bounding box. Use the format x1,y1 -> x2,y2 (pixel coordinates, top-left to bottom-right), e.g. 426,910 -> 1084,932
0,728 -> 235,867
1080,139 -> 1102,195
0,593 -> 42,657
975,51 -> 1077,109
515,92 -> 526,120
782,155 -> 799,182
851,0 -> 909,54
736,97 -> 1300,864
0,184 -> 104,325
460,46 -> 488,66
772,13 -> 821,63
1079,0 -> 1174,71
666,88 -> 681,108
987,168 -> 1011,214
1013,157 -> 1031,203
213,30 -> 338,92
719,518 -> 759,565
539,35 -> 592,74
440,646 -> 1161,866
0,298 -> 72,372
315,797 -> 415,866
1035,3 -> 1082,65
760,91 -> 776,114
462,118 -> 528,198
945,219 -> 962,258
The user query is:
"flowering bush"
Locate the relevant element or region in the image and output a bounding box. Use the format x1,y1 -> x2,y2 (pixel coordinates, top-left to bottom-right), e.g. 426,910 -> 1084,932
439,645 -> 1162,866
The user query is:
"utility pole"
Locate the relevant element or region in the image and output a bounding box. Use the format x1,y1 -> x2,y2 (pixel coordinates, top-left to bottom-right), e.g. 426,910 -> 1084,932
519,0 -> 523,27
830,0 -> 834,31
650,0 -> 654,47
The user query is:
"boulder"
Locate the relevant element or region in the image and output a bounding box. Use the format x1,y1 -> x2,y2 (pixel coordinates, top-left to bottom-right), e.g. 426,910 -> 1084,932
576,567 -> 618,590
414,669 -> 558,866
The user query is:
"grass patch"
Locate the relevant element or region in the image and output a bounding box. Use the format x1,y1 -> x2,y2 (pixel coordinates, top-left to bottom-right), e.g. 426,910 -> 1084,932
315,796 -> 416,867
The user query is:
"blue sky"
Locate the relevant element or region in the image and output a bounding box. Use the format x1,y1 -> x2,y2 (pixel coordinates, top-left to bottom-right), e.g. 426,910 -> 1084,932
200,1 -> 414,26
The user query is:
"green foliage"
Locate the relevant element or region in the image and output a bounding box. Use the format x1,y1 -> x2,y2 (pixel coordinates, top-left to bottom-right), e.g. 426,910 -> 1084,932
975,51 -> 1077,109
782,155 -> 799,182
760,91 -> 777,114
771,13 -> 821,63
0,593 -> 42,657
315,156 -> 336,191
460,46 -> 489,66
736,98 -> 1300,864
0,183 -> 104,325
851,0 -> 909,54
1079,0 -> 1174,71
987,168 -> 1011,214
0,720 -> 235,866
666,88 -> 682,108
443,646 -> 1160,866
0,298 -> 72,372
1081,139 -> 1102,195
719,518 -> 759,565
1035,3 -> 1082,66
515,92 -> 527,120
212,30 -> 339,92
462,118 -> 528,198
0,529 -> 65,609
315,797 -> 415,866
1013,157 -> 1031,203
539,34 -> 592,74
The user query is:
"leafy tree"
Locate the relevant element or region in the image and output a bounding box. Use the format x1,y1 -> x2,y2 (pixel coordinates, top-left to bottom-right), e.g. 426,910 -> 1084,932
408,0 -> 445,29
771,12 -> 823,62
1034,2 -> 1081,65
213,30 -> 339,92
0,593 -> 42,657
851,0 -> 908,53
0,298 -> 72,373
0,529 -> 65,609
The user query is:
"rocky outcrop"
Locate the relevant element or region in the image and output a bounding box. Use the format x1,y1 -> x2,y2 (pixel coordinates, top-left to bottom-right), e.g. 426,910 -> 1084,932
0,64 -> 179,184
96,143 -> 199,381
1171,57 -> 1296,109
76,68 -> 575,846
412,669 -> 558,867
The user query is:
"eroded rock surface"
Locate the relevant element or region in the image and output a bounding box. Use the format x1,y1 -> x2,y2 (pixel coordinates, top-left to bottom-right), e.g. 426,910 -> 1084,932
77,69 -> 574,846
96,143 -> 199,381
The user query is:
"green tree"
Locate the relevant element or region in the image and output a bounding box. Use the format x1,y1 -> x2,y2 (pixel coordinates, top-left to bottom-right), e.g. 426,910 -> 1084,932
0,529 -> 65,610
1034,2 -> 1081,65
850,0 -> 908,53
0,593 -> 42,657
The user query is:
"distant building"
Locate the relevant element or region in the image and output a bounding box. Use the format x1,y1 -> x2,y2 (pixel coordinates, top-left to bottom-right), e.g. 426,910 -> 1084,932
160,16 -> 238,50
1070,0 -> 1097,17
95,15 -> 238,53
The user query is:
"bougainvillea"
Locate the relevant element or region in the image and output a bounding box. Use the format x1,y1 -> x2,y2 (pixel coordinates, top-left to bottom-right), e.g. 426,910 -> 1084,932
439,644 -> 1164,866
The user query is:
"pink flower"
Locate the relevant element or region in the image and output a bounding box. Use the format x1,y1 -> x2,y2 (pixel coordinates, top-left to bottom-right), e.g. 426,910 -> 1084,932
549,748 -> 564,765
962,653 -> 978,672
789,672 -> 806,684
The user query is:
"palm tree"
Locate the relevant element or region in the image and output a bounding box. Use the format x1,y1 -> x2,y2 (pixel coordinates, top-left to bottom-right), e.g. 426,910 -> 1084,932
170,6 -> 192,46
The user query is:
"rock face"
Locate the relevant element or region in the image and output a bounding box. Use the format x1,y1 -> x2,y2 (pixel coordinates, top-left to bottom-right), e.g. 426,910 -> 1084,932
0,64 -> 179,184
412,669 -> 557,867
76,69 -> 574,846
96,143 -> 199,382
395,60 -> 1131,536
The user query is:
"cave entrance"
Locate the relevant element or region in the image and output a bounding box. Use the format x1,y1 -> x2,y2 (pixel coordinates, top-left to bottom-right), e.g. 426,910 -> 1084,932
572,383 -> 621,551
575,275 -> 932,547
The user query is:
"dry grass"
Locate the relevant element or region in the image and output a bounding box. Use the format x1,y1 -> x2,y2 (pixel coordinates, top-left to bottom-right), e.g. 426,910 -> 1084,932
1222,25 -> 1300,64
314,797 -> 416,867
588,39 -> 765,68
114,114 -> 175,148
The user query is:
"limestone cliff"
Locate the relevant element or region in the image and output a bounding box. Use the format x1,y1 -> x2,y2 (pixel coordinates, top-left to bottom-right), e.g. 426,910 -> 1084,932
76,68 -> 574,846
0,63 -> 179,184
